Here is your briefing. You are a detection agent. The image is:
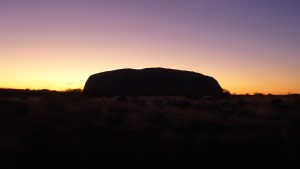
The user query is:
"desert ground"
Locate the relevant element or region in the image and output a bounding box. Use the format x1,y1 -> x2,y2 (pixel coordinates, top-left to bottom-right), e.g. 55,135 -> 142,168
0,90 -> 300,168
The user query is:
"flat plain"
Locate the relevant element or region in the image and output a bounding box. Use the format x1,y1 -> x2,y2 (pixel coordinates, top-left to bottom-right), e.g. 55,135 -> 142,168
0,90 -> 300,168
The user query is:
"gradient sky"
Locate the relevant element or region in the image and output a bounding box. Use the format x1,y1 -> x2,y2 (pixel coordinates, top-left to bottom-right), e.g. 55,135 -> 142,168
1,0 -> 299,94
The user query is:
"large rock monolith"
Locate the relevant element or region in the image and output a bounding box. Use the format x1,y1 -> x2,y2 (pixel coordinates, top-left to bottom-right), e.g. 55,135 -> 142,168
83,68 -> 223,96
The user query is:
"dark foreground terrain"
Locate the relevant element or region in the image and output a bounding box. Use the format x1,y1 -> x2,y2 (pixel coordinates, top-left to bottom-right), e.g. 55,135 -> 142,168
0,90 -> 300,168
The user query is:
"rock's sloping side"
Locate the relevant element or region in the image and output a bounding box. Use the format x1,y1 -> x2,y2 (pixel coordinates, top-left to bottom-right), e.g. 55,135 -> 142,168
83,68 -> 223,96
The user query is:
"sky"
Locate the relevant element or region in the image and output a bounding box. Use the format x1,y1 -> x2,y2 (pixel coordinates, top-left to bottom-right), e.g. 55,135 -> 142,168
0,0 -> 299,94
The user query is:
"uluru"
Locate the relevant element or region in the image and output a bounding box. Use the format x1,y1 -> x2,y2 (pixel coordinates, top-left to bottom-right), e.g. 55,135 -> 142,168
83,68 -> 223,96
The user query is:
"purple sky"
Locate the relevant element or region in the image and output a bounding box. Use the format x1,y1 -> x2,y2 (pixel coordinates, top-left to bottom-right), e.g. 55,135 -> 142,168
1,0 -> 299,94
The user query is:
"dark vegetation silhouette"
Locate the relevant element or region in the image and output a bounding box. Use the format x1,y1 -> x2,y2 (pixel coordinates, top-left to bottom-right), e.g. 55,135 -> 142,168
0,90 -> 300,168
0,88 -> 81,97
83,68 -> 223,96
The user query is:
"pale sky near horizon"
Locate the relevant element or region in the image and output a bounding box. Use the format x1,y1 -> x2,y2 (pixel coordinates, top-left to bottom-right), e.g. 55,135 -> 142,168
1,0 -> 299,94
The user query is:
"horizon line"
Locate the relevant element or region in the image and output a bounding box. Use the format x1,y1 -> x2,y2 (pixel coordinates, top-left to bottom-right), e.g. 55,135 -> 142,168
0,87 -> 299,96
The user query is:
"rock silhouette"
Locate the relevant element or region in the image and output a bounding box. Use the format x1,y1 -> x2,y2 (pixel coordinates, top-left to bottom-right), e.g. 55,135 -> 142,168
83,68 -> 223,96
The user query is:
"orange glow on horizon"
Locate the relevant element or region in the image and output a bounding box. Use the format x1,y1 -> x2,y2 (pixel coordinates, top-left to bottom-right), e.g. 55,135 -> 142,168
1,46 -> 299,94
